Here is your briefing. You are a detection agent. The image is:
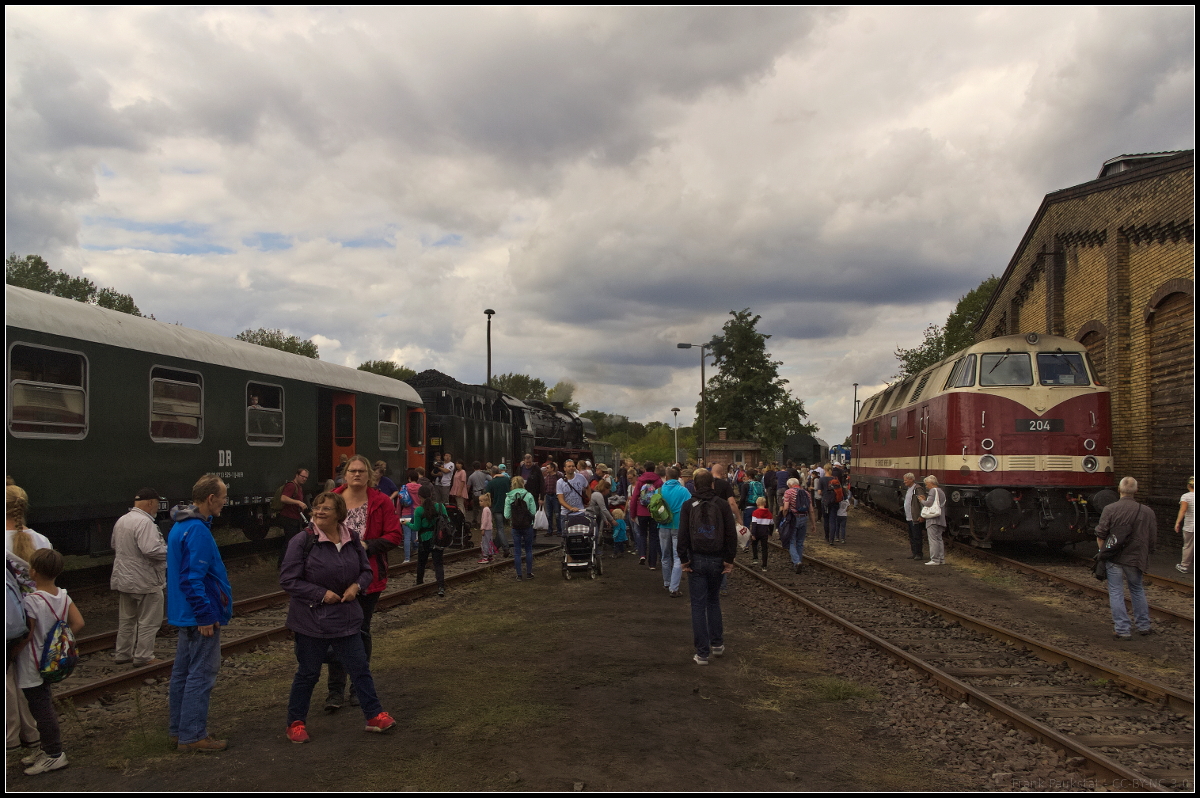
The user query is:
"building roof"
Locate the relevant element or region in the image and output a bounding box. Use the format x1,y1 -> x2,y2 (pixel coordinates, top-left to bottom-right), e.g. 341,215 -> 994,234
974,150 -> 1194,332
1098,151 -> 1189,178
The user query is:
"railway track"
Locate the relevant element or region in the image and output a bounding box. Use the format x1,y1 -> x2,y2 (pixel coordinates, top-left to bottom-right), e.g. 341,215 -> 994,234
746,550 -> 1194,791
60,544 -> 560,707
860,505 -> 1194,627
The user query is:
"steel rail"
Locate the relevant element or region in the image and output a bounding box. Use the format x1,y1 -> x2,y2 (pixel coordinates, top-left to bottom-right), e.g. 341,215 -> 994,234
74,547 -> 488,655
59,546 -> 560,707
738,562 -> 1174,792
862,506 -> 1193,620
785,548 -> 1192,713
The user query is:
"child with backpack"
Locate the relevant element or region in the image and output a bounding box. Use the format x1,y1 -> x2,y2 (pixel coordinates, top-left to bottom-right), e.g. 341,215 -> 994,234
16,548 -> 84,776
412,485 -> 449,597
477,493 -> 496,563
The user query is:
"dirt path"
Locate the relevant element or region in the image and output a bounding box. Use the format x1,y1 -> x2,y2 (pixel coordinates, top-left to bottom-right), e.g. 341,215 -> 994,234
9,542 -> 964,792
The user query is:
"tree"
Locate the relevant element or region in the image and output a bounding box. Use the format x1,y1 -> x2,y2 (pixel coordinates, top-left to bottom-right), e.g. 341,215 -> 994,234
546,380 -> 580,412
699,309 -> 815,453
6,253 -> 144,316
235,328 -> 319,359
492,373 -> 548,402
358,360 -> 416,381
894,275 -> 998,379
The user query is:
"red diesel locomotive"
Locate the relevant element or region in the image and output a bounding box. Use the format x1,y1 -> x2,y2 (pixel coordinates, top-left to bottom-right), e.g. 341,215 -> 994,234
851,333 -> 1117,546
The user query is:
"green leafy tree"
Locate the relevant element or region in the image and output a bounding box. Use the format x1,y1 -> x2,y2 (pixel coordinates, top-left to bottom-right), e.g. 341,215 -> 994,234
492,373 -> 548,402
358,360 -> 416,381
699,309 -> 815,453
235,328 -> 319,359
895,275 -> 998,379
546,380 -> 580,412
6,253 -> 143,316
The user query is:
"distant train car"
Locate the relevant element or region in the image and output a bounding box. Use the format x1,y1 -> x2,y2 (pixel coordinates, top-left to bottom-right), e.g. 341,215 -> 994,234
829,444 -> 851,466
526,400 -> 594,466
851,332 -> 1116,546
407,370 -> 529,472
781,433 -> 828,467
589,440 -> 617,469
6,285 -> 424,553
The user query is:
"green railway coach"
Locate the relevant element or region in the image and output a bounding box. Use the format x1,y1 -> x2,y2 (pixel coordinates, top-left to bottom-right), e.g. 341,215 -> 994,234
6,285 -> 426,554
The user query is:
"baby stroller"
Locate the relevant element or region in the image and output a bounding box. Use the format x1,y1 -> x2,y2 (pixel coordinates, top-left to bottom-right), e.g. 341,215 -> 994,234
445,504 -> 472,549
561,510 -> 602,580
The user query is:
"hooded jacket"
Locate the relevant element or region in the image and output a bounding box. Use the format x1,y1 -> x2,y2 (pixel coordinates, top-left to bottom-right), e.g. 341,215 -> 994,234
279,522 -> 372,639
632,471 -> 663,519
659,479 -> 693,531
166,505 -> 232,627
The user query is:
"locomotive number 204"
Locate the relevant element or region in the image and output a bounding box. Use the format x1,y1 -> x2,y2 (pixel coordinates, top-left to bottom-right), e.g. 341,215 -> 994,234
1014,419 -> 1064,432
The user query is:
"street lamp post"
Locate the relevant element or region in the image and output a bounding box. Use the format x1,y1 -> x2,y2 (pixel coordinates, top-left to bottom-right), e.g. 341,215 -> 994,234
485,309 -> 496,388
677,341 -> 716,465
671,407 -> 680,464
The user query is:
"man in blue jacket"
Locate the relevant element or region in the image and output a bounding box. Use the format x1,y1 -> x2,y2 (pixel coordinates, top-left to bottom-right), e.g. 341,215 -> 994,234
167,474 -> 233,752
659,467 -> 694,598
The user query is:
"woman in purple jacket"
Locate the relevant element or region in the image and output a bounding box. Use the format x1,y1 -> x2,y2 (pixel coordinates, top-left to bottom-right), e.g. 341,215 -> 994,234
279,491 -> 396,743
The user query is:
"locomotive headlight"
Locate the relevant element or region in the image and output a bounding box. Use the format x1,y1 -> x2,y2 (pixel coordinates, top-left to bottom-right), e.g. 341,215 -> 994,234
981,438 -> 995,451
1084,439 -> 1096,451
1082,456 -> 1099,473
979,454 -> 998,472
950,490 -> 962,503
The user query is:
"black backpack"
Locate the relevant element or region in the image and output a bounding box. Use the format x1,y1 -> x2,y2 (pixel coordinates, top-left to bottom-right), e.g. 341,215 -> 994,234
433,508 -> 454,549
688,497 -> 726,555
510,491 -> 534,529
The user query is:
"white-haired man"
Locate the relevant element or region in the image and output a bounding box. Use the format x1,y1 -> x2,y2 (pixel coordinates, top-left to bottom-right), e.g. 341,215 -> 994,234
1095,476 -> 1157,640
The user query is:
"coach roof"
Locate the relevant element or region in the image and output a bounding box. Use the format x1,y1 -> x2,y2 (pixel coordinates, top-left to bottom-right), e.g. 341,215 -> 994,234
6,285 -> 420,404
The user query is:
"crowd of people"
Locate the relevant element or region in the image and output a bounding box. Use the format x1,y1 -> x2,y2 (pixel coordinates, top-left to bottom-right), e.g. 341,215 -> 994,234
4,456 -> 1194,767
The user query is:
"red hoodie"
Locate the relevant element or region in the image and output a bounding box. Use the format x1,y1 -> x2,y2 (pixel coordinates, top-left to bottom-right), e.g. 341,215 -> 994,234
333,485 -> 403,594
631,471 -> 663,519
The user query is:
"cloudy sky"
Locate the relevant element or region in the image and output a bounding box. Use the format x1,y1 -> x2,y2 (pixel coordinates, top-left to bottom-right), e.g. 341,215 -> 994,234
5,6 -> 1195,445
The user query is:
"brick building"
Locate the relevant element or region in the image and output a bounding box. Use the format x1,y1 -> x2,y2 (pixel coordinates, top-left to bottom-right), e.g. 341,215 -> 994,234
975,151 -> 1194,541
704,428 -> 761,469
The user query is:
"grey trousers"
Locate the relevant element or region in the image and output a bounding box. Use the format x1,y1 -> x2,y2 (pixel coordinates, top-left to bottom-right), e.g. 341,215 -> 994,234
115,589 -> 165,664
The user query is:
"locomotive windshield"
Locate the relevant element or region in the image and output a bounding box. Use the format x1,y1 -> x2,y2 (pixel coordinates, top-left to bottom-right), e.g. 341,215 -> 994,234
1036,352 -> 1090,386
979,351 -> 1033,386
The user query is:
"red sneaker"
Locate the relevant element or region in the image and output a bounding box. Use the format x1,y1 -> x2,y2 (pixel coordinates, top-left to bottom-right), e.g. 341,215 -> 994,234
287,720 -> 309,744
365,711 -> 396,733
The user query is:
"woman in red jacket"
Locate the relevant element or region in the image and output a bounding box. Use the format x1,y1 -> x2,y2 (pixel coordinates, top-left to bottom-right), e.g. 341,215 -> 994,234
324,454 -> 403,711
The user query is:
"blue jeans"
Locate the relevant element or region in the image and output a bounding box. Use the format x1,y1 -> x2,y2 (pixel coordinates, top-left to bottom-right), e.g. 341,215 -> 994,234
1105,562 -> 1150,635
544,496 -> 561,534
512,526 -> 535,577
788,517 -> 809,565
169,626 -> 223,744
290,632 -> 382,723
402,520 -> 417,560
688,554 -> 726,658
659,527 -> 681,592
634,516 -> 654,560
833,514 -> 846,543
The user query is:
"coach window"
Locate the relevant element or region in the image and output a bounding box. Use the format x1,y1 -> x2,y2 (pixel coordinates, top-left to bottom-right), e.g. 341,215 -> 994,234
246,382 -> 284,445
150,367 -> 203,442
1036,352 -> 1090,386
906,409 -> 916,438
408,411 -> 424,447
379,404 -> 400,450
979,352 -> 1032,387
8,344 -> 88,439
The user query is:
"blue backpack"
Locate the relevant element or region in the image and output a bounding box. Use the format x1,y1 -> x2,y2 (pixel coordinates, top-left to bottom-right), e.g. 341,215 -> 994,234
746,480 -> 765,506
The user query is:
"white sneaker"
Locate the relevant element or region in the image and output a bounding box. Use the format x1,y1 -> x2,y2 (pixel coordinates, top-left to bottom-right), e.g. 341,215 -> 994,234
693,654 -> 709,666
23,750 -> 68,776
711,645 -> 725,657
1176,564 -> 1189,573
20,748 -> 43,766
924,560 -> 941,566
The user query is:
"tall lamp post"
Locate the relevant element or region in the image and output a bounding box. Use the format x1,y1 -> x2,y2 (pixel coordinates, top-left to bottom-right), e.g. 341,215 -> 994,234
671,407 -> 680,464
485,309 -> 495,388
677,341 -> 715,465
